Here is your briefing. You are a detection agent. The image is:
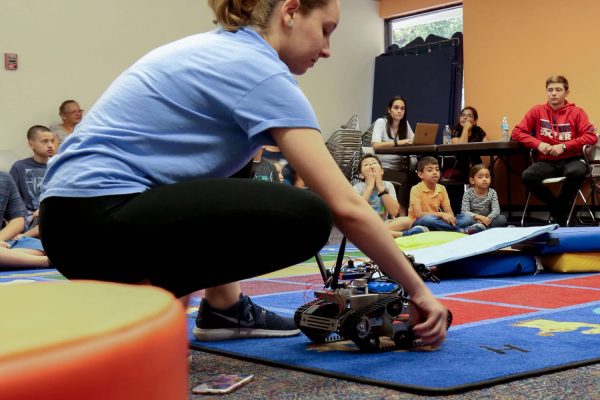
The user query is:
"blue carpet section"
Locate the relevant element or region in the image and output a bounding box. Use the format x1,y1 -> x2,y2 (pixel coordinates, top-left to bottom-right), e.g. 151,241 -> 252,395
189,273 -> 600,394
321,244 -> 359,254
0,268 -> 62,283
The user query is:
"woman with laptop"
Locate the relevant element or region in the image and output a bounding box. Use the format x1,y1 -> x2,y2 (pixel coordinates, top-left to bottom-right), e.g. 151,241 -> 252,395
371,96 -> 417,206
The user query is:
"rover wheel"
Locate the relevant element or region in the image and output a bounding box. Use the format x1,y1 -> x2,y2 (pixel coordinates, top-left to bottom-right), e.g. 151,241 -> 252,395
386,299 -> 404,317
353,315 -> 371,339
393,331 -> 415,349
352,333 -> 380,352
348,315 -> 380,352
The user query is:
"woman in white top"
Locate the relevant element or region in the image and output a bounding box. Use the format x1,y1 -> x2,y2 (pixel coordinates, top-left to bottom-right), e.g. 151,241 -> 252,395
371,96 -> 415,206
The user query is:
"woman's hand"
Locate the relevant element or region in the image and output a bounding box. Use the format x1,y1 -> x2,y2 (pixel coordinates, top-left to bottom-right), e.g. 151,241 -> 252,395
399,138 -> 413,145
463,120 -> 473,133
0,241 -> 10,249
411,291 -> 449,347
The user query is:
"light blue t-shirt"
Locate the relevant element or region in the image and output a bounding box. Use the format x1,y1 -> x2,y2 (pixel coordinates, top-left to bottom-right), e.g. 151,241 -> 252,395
41,27 -> 319,200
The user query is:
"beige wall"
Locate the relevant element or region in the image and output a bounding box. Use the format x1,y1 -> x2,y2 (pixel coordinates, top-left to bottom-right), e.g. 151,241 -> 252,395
464,0 -> 600,140
464,0 -> 600,203
379,0 -> 600,137
0,0 -> 382,158
1,0 -> 209,157
4,0 -> 597,161
298,0 -> 383,139
380,0 -> 600,204
380,0 -> 460,17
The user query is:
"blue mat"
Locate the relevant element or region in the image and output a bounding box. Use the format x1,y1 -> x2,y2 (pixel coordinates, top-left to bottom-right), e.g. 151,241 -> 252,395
407,225 -> 557,266
514,226 -> 600,254
189,273 -> 600,394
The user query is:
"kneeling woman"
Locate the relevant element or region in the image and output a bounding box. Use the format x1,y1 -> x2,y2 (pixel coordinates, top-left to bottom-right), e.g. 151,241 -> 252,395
40,0 -> 448,346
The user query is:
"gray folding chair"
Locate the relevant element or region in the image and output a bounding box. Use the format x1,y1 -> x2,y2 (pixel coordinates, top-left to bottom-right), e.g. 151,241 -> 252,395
340,114 -> 360,130
520,150 -> 589,226
573,143 -> 600,225
325,129 -> 363,183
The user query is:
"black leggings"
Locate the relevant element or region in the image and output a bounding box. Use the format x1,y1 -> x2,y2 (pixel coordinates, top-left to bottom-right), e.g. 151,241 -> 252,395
39,179 -> 333,297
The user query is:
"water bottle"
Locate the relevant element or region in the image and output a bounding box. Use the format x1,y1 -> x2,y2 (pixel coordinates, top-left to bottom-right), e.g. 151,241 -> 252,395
443,124 -> 452,144
501,116 -> 510,142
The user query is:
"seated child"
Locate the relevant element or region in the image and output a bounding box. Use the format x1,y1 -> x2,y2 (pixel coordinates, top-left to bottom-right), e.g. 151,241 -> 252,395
353,154 -> 427,238
0,172 -> 48,268
461,164 -> 508,228
408,156 -> 485,234
251,147 -> 279,182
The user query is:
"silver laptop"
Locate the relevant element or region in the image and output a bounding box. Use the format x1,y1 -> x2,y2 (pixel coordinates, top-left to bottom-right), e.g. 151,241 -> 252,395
411,123 -> 439,145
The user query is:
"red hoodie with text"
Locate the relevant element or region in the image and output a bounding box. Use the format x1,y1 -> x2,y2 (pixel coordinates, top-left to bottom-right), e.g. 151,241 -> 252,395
511,101 -> 597,161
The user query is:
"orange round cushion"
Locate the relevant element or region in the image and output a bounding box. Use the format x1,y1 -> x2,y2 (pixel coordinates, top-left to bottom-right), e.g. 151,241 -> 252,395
0,281 -> 188,400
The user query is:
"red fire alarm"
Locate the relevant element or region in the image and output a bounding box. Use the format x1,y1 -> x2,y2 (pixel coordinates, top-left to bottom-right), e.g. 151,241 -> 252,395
5,53 -> 18,70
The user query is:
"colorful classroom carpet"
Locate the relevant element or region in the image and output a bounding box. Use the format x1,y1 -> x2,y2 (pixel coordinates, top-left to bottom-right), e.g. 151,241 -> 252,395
0,268 -> 64,285
4,247 -> 599,394
188,248 -> 600,394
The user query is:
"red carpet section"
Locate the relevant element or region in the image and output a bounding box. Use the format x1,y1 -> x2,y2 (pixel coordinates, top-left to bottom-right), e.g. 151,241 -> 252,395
444,276 -> 600,325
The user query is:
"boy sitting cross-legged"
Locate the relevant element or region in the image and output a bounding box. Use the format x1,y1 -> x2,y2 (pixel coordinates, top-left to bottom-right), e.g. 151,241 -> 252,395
408,156 -> 485,235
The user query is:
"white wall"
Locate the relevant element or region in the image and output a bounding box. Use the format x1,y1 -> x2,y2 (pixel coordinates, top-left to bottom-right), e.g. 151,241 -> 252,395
0,0 -> 382,158
298,0 -> 384,139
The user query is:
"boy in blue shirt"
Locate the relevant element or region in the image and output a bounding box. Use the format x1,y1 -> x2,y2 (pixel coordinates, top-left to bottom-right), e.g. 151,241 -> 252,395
10,125 -> 55,238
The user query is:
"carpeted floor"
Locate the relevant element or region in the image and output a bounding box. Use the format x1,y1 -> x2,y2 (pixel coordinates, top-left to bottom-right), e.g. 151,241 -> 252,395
189,350 -> 600,399
4,231 -> 599,398
186,231 -> 600,398
187,271 -> 600,398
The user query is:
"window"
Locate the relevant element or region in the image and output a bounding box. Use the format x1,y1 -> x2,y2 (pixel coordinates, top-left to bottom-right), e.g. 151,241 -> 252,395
386,6 -> 463,49
385,5 -> 464,108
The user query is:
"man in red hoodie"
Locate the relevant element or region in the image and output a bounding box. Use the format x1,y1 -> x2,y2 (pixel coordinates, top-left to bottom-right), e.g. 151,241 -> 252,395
512,75 -> 597,226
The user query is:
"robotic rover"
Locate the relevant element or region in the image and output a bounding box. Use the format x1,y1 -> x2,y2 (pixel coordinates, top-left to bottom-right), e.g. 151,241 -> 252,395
294,238 -> 450,352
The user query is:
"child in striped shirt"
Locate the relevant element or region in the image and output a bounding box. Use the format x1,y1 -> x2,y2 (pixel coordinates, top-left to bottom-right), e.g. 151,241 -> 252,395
461,164 -> 508,228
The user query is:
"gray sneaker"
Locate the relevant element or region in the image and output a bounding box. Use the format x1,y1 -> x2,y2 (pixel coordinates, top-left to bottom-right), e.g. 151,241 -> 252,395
463,223 -> 486,235
193,294 -> 300,341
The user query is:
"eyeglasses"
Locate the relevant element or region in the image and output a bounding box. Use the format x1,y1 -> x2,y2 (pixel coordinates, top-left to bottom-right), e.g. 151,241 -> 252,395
65,109 -> 84,115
